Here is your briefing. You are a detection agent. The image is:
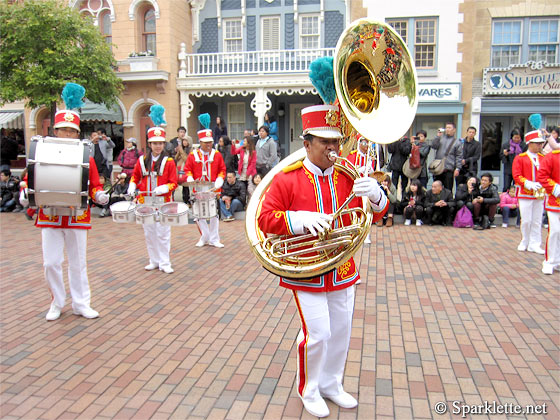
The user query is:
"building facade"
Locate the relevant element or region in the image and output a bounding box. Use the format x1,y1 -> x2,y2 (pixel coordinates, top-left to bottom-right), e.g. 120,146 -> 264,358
459,0 -> 560,189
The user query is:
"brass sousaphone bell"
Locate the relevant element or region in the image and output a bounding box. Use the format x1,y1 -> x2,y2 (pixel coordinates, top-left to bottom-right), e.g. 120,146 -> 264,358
245,19 -> 418,279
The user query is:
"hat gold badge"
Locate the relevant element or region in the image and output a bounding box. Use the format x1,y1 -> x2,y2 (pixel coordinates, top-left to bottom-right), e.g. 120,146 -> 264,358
325,109 -> 339,127
153,128 -> 162,136
64,112 -> 75,122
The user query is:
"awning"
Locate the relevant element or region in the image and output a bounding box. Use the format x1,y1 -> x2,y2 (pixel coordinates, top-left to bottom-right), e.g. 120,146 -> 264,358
79,101 -> 123,122
0,111 -> 24,129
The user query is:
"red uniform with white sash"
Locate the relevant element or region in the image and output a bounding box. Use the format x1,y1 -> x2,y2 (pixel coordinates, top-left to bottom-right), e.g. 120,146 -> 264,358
130,155 -> 178,271
513,151 -> 545,250
537,150 -> 560,270
130,156 -> 177,203
183,149 -> 226,189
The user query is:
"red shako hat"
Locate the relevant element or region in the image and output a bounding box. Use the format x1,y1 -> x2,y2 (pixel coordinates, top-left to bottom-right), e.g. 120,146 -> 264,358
300,104 -> 342,139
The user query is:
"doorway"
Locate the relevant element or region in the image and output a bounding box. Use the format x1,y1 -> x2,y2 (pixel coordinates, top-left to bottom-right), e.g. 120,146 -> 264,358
289,103 -> 313,154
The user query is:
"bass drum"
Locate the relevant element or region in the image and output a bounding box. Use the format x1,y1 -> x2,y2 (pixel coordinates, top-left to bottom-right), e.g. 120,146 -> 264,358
27,136 -> 91,209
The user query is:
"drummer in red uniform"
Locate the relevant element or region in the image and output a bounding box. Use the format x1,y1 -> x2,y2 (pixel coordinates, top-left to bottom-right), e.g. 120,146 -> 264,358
20,83 -> 109,321
128,108 -> 178,274
537,150 -> 560,274
512,130 -> 546,254
257,104 -> 388,417
183,114 -> 227,248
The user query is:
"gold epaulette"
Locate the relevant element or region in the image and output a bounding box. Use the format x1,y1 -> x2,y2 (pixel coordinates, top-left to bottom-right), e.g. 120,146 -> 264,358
551,150 -> 560,154
282,161 -> 303,173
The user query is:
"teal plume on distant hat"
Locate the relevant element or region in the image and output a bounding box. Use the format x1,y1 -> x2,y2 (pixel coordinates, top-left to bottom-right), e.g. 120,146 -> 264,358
198,113 -> 211,130
61,83 -> 85,110
149,104 -> 166,126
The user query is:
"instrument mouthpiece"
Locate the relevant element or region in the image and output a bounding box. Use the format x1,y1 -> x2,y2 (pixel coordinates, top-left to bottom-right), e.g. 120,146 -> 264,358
328,151 -> 338,162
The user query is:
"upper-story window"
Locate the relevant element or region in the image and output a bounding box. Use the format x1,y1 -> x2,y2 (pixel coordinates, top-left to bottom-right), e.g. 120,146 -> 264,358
300,15 -> 320,49
388,17 -> 437,69
100,11 -> 112,45
224,19 -> 243,52
262,16 -> 280,50
143,9 -> 156,54
491,18 -> 558,67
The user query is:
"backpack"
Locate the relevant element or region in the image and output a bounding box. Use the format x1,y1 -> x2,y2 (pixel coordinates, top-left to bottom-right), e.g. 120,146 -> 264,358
453,205 -> 474,228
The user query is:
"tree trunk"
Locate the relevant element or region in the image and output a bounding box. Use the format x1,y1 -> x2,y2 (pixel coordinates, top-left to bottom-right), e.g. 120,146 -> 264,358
49,102 -> 56,136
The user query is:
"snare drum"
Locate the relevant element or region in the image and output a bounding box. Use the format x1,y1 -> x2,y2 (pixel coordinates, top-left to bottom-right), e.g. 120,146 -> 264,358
160,202 -> 189,226
192,191 -> 217,219
135,205 -> 158,225
110,201 -> 136,223
27,136 -> 92,209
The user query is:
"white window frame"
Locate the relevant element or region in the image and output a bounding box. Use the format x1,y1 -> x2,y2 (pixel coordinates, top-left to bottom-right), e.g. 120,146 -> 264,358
491,19 -> 523,67
387,19 -> 408,44
299,14 -> 320,50
528,18 -> 559,63
223,18 -> 243,53
414,18 -> 437,69
227,102 -> 246,142
261,15 -> 280,51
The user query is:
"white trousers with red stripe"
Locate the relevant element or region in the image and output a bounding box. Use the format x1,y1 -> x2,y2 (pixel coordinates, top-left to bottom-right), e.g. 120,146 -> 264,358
544,211 -> 560,269
518,198 -> 544,249
143,222 -> 171,268
41,228 -> 91,310
293,287 -> 355,404
196,216 -> 220,244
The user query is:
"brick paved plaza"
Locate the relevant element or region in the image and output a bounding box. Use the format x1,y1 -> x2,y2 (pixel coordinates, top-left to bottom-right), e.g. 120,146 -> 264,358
0,212 -> 558,419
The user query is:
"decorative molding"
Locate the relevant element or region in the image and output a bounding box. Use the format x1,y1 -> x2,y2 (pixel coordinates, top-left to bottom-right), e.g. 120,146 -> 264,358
128,0 -> 160,20
29,106 -> 48,130
216,0 -> 221,28
294,0 -> 298,22
187,0 -> 206,43
69,0 -> 116,23
127,98 -> 164,127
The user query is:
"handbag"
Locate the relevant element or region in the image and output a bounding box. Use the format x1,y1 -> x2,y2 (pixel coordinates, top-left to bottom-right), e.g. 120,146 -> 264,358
453,205 -> 474,228
402,158 -> 421,179
428,137 -> 457,175
409,144 -> 421,169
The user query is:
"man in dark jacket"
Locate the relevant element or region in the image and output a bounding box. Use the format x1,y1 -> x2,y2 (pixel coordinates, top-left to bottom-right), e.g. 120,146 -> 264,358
424,180 -> 455,225
388,136 -> 412,197
0,170 -> 20,212
430,123 -> 463,191
414,130 -> 431,188
499,129 -> 526,192
456,126 -> 481,187
473,172 -> 500,230
219,172 -> 246,221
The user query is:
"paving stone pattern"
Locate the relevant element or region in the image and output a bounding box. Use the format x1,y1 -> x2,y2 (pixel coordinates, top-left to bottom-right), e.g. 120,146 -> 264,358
0,213 -> 558,419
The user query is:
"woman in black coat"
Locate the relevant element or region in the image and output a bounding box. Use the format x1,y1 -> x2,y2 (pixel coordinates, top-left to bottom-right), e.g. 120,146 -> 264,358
400,179 -> 426,225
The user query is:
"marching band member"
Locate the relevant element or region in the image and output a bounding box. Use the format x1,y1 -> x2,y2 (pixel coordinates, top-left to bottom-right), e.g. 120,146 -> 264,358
258,103 -> 388,417
183,113 -> 227,248
346,135 -> 379,244
537,150 -> 560,274
20,83 -> 109,321
127,106 -> 178,273
513,129 -> 546,254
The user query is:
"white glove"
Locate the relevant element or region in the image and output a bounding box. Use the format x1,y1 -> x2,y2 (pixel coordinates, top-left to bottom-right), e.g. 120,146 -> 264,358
354,177 -> 382,202
288,211 -> 333,236
95,191 -> 110,205
154,184 -> 169,195
553,184 -> 560,198
214,177 -> 224,190
358,166 -> 374,175
187,176 -> 194,183
127,182 -> 137,196
19,189 -> 29,207
524,180 -> 542,191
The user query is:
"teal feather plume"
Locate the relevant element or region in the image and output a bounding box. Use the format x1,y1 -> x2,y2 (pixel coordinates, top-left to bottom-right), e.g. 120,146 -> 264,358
149,105 -> 166,126
61,83 -> 85,110
528,114 -> 542,130
309,57 -> 336,105
198,113 -> 211,129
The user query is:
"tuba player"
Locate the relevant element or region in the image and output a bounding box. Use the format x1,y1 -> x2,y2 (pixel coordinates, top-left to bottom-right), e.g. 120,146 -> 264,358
257,104 -> 388,417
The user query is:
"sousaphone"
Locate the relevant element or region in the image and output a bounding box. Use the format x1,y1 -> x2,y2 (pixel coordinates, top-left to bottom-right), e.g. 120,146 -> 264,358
245,19 -> 418,278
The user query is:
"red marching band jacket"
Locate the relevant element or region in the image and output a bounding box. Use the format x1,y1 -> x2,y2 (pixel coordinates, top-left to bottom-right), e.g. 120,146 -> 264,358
130,155 -> 178,203
35,157 -> 103,229
181,149 -> 226,192
512,152 -> 545,200
257,160 -> 388,292
537,150 -> 560,213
